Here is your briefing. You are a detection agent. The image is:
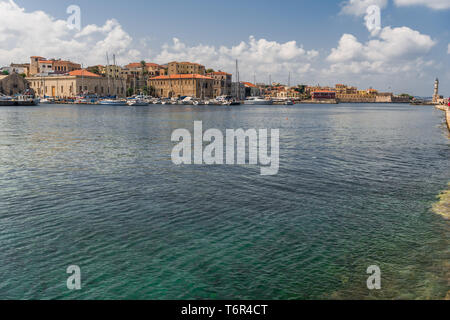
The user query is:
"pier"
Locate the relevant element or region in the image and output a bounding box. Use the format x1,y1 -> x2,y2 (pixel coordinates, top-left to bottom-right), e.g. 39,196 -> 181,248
435,104 -> 450,132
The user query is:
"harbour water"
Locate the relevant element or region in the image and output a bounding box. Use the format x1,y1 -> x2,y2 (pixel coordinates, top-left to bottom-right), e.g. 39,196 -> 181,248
0,103 -> 448,300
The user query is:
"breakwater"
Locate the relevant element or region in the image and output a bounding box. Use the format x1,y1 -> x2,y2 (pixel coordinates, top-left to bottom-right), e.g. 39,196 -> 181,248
435,105 -> 450,131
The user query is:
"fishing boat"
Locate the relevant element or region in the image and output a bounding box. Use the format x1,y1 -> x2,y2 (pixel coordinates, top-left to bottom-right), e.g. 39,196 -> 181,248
0,93 -> 39,106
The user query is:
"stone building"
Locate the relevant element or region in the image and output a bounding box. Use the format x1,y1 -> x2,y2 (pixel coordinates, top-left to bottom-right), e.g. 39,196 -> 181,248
168,62 -> 206,76
148,74 -> 214,98
30,56 -> 81,76
27,70 -> 126,98
242,82 -> 261,97
0,73 -> 29,95
207,71 -> 232,97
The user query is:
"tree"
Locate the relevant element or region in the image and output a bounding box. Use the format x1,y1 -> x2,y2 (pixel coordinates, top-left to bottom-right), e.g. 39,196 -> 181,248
87,66 -> 101,75
140,60 -> 147,75
126,88 -> 134,97
2,70 -> 9,75
206,68 -> 215,74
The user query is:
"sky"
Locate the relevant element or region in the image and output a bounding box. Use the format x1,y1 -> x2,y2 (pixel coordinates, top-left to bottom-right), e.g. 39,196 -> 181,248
1,0 -> 449,96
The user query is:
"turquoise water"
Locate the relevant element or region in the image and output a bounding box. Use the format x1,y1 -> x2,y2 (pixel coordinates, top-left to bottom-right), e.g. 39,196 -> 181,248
0,103 -> 448,300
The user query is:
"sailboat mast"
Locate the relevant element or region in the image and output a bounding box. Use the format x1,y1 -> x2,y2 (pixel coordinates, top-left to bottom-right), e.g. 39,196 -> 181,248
113,54 -> 116,97
106,53 -> 110,96
235,59 -> 240,101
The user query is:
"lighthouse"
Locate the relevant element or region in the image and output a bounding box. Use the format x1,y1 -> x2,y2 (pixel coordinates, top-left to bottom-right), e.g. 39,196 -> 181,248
433,78 -> 439,103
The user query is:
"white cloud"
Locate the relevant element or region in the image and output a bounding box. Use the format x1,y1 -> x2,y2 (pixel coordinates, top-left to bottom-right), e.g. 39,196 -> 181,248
394,0 -> 450,10
340,0 -> 388,16
0,0 -> 141,66
154,36 -> 319,81
326,26 -> 436,75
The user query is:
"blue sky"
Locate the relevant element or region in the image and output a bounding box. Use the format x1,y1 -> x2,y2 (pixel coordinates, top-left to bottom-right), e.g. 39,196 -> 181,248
5,0 -> 450,95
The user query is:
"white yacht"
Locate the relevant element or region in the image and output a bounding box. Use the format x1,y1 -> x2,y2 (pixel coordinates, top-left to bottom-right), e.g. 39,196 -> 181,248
127,95 -> 149,106
98,99 -> 128,106
244,97 -> 273,105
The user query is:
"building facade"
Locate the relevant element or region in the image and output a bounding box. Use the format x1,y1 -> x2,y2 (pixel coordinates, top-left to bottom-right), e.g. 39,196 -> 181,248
312,90 -> 336,100
168,62 -> 206,76
0,73 -> 29,95
27,70 -> 126,98
242,82 -> 261,97
30,56 -> 81,76
207,72 -> 232,97
231,82 -> 246,100
149,74 -> 214,98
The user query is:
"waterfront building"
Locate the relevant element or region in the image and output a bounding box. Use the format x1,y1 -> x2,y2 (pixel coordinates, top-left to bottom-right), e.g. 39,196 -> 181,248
207,71 -> 233,97
375,92 -> 393,103
27,70 -> 126,98
0,73 -> 29,96
1,63 -> 31,76
312,90 -> 336,101
168,62 -> 206,76
231,82 -> 246,100
242,82 -> 261,97
125,62 -> 166,77
30,56 -> 81,76
148,74 -> 214,98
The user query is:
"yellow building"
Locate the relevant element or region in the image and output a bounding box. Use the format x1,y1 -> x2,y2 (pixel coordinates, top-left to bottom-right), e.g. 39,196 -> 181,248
206,71 -> 232,96
149,74 -> 214,99
27,70 -> 126,98
168,62 -> 206,76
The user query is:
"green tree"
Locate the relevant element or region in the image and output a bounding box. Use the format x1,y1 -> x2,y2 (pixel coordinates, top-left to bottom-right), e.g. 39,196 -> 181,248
126,88 -> 134,97
206,68 -> 215,73
2,70 -> 9,75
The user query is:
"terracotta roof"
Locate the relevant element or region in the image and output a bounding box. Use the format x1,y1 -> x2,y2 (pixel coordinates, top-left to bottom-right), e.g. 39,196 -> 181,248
150,74 -> 213,80
38,60 -> 54,64
125,62 -> 161,69
169,61 -> 204,66
208,72 -> 232,76
242,82 -> 257,88
68,70 -> 101,77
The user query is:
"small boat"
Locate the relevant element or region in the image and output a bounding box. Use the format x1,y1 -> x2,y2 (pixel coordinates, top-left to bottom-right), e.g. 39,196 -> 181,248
40,97 -> 56,104
0,93 -> 39,106
127,95 -> 149,106
182,97 -> 195,105
244,97 -> 273,105
74,94 -> 99,105
98,98 -> 127,106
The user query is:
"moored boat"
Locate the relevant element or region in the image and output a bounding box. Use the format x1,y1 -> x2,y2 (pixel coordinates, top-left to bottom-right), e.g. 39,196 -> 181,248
98,98 -> 127,106
244,97 -> 273,105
